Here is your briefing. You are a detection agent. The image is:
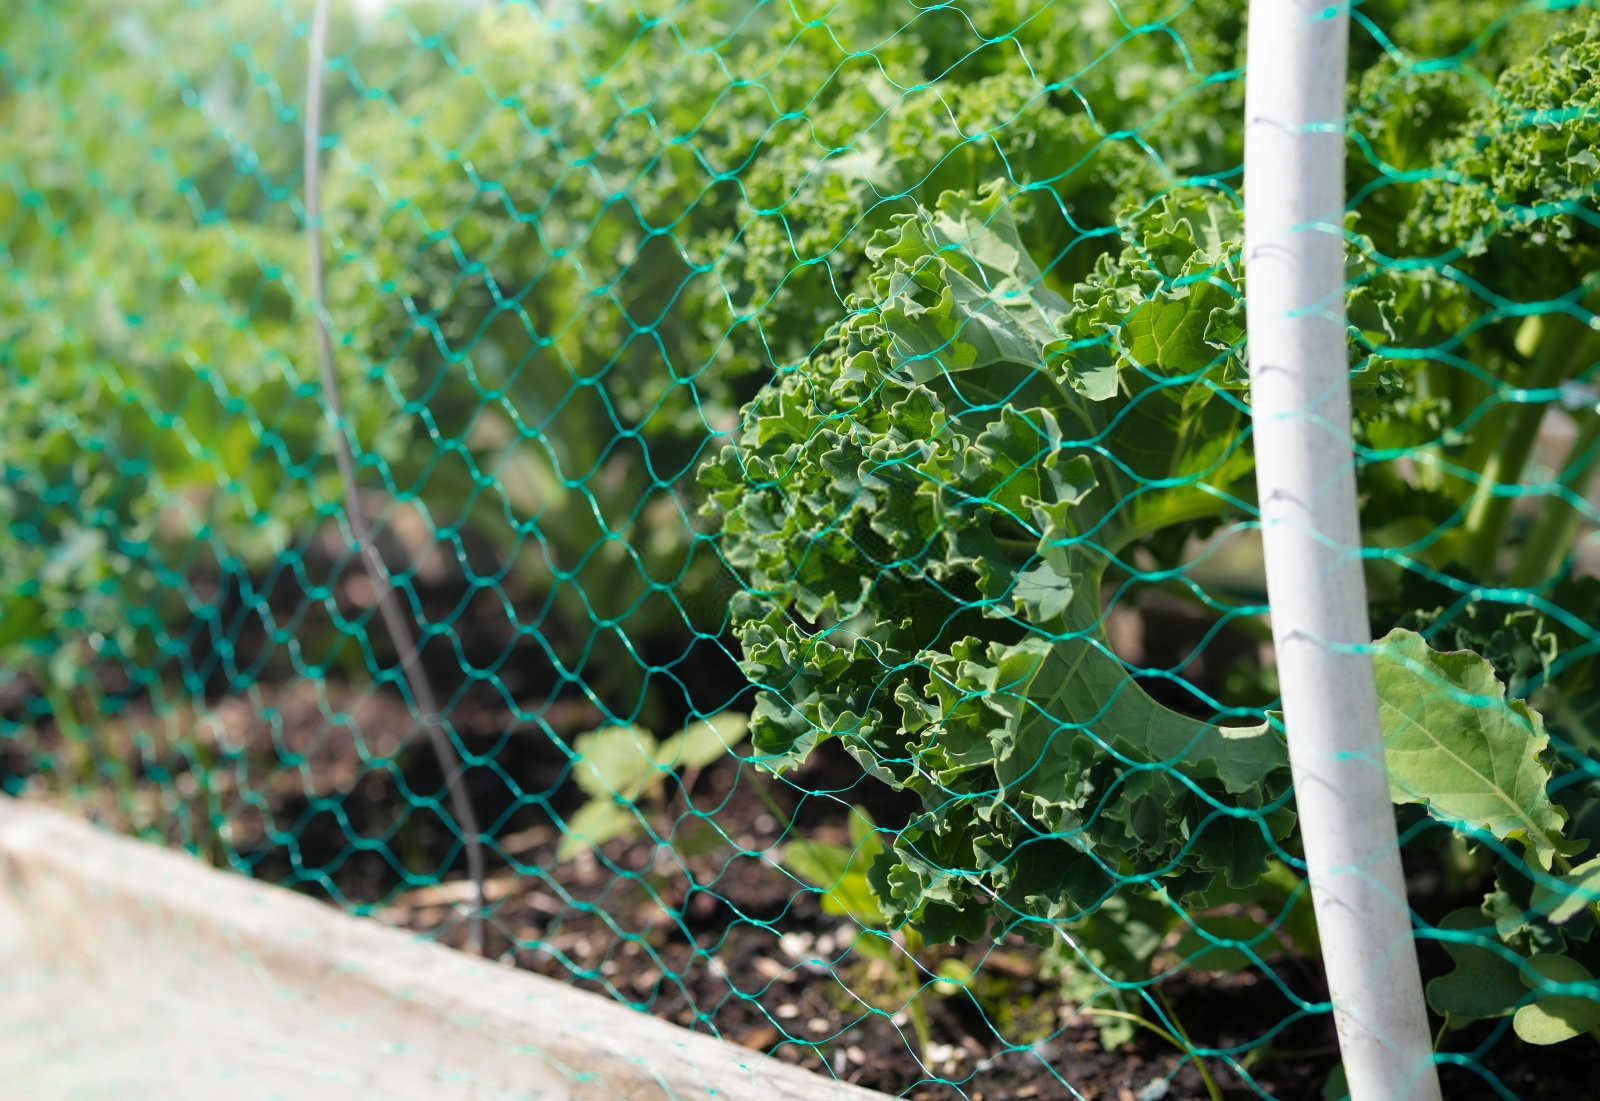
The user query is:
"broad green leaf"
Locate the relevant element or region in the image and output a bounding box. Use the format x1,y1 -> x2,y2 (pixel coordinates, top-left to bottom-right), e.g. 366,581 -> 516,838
1003,635 -> 1287,797
779,838 -> 888,925
933,957 -> 974,994
1322,1063 -> 1348,1101
849,929 -> 898,963
656,712 -> 749,772
1060,964 -> 1140,1049
1174,913 -> 1277,974
1261,861 -> 1321,957
1512,954 -> 1600,1045
868,182 -> 1071,383
1374,629 -> 1572,871
1424,908 -> 1526,1023
556,799 -> 642,862
570,725 -> 661,802
1194,861 -> 1322,959
846,805 -> 883,858
1122,284 -> 1235,377
777,838 -> 847,891
1068,893 -> 1180,983
1481,876 -> 1568,956
667,820 -> 726,861
1012,555 -> 1077,623
0,594 -> 45,651
1532,855 -> 1600,925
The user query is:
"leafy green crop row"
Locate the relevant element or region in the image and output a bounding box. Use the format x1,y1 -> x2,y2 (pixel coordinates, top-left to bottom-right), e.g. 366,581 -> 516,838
1,0 -> 458,690
8,0 -> 1600,1063
0,0 -> 1251,715
704,0 -> 1600,1051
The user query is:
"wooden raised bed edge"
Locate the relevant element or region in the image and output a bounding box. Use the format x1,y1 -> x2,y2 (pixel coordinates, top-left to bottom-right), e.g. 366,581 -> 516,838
0,798 -> 892,1101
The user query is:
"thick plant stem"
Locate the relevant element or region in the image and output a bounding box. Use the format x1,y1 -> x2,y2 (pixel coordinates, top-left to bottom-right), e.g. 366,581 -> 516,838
303,0 -> 486,954
906,986 -> 933,1067
44,684 -> 97,801
1508,411 -> 1600,589
1460,332 -> 1589,576
1078,1006 -> 1223,1101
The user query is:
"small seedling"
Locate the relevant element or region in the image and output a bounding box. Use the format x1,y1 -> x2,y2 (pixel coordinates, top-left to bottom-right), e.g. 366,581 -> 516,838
776,805 -> 972,1064
556,713 -> 747,862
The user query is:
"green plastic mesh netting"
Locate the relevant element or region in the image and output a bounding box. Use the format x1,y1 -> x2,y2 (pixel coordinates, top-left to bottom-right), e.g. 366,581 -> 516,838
4,0 -> 1600,1096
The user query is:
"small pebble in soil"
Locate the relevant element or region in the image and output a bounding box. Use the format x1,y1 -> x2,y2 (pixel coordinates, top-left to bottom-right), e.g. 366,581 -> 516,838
779,931 -> 827,972
1028,1037 -> 1060,1063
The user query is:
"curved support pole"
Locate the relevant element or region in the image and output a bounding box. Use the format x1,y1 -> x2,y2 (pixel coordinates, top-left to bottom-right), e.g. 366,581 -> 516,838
1243,4 -> 1441,1098
304,0 -> 486,953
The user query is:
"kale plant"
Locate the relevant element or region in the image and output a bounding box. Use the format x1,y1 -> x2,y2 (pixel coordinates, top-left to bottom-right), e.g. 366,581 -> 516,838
704,0 -> 1600,1048
1352,15 -> 1600,1044
0,0 -> 462,691
704,181 -> 1296,940
317,0 -> 1251,713
1352,5 -> 1600,587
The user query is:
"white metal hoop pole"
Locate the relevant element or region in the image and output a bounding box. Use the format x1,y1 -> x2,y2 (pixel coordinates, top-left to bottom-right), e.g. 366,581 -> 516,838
1243,3 -> 1441,1098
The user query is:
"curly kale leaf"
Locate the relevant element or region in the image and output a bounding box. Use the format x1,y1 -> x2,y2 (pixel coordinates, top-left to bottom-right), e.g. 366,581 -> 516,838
1399,10 -> 1600,298
1346,9 -> 1600,587
319,2 -> 1179,706
704,182 -> 1293,940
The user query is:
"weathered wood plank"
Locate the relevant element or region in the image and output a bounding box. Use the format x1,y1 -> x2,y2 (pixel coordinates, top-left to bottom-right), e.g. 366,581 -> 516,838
0,799 -> 890,1101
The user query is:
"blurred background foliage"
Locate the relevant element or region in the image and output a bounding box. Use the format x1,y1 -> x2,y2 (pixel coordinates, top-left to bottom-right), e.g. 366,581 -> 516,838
0,0 -> 1260,722
5,0 -> 1596,746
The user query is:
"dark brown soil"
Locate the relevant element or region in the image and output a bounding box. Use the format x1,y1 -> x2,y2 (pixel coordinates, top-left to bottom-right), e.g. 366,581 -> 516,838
5,559 -> 1599,1100
7,673 -> 1336,1100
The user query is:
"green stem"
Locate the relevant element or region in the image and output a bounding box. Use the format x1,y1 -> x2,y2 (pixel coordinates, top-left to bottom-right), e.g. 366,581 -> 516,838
1079,1006 -> 1225,1101
1460,332 -> 1582,576
1157,992 -> 1227,1101
1507,411 -> 1600,589
906,979 -> 934,1066
43,683 -> 95,795
1409,360 -> 1477,494
192,766 -> 221,866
